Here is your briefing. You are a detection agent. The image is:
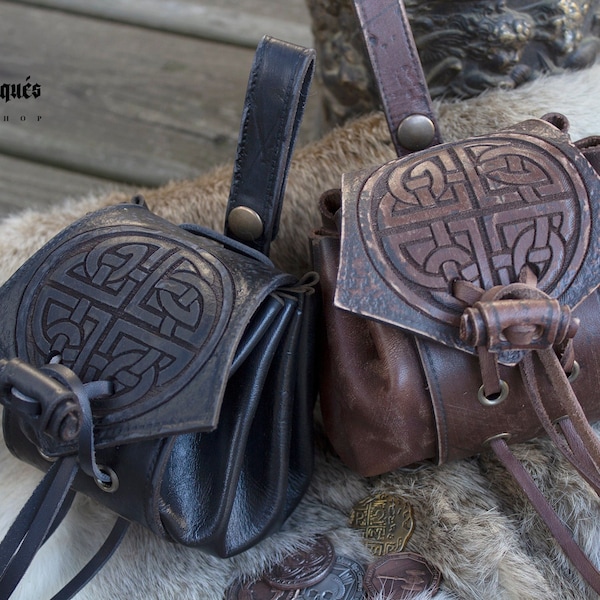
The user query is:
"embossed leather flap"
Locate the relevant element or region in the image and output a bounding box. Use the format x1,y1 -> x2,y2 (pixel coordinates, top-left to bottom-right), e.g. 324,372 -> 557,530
0,203 -> 296,449
335,119 -> 600,363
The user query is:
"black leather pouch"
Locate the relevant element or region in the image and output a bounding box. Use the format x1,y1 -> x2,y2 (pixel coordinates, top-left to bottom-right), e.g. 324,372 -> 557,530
0,36 -> 317,599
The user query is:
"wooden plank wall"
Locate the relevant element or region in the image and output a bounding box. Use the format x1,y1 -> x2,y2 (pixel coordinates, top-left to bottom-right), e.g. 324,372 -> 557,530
0,0 -> 316,217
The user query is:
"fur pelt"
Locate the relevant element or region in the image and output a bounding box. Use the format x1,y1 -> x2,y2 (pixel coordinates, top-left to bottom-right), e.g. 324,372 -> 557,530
2,64 -> 600,600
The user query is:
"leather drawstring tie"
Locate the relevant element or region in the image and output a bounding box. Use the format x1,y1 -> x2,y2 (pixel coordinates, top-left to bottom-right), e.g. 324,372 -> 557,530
0,358 -> 129,600
455,269 -> 600,595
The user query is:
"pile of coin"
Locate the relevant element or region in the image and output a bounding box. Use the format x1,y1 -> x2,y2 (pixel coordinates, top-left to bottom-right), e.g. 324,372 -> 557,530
226,493 -> 441,600
225,535 -> 364,599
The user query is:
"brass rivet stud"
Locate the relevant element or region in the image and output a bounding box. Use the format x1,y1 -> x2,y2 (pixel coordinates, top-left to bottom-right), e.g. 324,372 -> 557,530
228,206 -> 264,242
396,114 -> 436,151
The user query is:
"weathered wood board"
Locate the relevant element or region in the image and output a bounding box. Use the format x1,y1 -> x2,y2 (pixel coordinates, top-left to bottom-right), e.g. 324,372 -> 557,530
0,154 -> 134,215
0,0 -> 317,218
6,0 -> 313,48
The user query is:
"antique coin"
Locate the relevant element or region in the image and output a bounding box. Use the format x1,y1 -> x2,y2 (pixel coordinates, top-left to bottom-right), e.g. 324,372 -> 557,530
298,555 -> 364,600
363,552 -> 442,599
263,535 -> 336,590
225,577 -> 299,600
349,493 -> 414,556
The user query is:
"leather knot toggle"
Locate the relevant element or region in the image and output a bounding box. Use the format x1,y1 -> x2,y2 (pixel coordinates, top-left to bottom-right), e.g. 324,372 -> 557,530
0,357 -> 82,445
458,283 -> 579,353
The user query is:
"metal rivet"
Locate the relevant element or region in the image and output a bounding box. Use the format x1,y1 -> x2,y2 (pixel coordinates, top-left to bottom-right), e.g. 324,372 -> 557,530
396,114 -> 436,151
38,448 -> 58,462
228,206 -> 264,242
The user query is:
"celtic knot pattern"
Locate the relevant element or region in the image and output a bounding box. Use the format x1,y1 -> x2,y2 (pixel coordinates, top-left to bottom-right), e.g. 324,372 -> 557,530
17,231 -> 233,422
361,135 -> 590,324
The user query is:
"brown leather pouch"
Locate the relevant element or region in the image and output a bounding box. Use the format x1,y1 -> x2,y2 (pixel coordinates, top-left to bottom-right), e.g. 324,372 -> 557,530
313,115 -> 600,474
313,0 -> 600,592
312,115 -> 600,592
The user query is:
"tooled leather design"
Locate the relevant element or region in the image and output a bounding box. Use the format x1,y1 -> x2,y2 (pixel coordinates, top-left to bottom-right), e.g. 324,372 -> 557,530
16,228 -> 234,426
336,120 -> 600,360
367,135 -> 588,320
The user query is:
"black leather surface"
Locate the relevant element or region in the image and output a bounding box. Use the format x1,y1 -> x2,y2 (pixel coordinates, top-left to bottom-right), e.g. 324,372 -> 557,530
158,292 -> 315,556
3,262 -> 316,556
0,203 -> 296,455
224,36 -> 315,254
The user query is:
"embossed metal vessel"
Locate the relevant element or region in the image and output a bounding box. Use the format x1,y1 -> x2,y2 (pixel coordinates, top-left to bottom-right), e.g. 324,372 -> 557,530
305,0 -> 600,125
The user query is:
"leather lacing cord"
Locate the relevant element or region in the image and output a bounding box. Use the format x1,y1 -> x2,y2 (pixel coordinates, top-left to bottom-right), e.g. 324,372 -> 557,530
455,272 -> 600,595
520,350 -> 600,490
0,359 -> 129,600
489,437 -> 600,593
491,350 -> 600,596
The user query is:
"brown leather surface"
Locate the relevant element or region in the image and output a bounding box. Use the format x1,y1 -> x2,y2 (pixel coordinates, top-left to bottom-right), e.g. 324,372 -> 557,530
419,292 -> 600,464
314,220 -> 600,474
312,233 -> 436,476
313,0 -> 600,589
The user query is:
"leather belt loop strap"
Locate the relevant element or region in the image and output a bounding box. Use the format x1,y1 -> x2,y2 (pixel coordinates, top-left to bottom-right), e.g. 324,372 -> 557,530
224,36 -> 315,256
353,0 -> 443,157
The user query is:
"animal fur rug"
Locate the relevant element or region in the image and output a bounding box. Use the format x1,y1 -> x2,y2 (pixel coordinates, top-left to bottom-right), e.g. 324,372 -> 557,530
2,64 -> 600,600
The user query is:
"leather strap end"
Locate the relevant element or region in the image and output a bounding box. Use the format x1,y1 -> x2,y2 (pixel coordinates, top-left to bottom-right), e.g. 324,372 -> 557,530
353,0 -> 442,156
224,35 -> 315,256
